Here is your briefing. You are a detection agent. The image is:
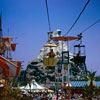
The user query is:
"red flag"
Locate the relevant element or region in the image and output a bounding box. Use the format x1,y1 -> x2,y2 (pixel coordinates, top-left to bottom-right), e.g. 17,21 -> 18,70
11,43 -> 16,51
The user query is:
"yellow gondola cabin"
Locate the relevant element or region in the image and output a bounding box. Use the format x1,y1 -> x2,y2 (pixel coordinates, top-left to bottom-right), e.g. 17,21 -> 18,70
43,43 -> 58,66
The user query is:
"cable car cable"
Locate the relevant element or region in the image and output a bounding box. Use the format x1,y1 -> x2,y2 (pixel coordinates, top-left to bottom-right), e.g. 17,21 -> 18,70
64,0 -> 90,36
81,19 -> 100,33
69,18 -> 100,52
45,0 -> 52,33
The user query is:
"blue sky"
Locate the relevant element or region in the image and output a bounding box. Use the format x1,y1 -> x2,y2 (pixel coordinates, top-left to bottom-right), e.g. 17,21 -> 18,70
0,0 -> 100,75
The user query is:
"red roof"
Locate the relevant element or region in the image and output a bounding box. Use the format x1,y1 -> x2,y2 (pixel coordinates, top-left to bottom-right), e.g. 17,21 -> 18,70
53,36 -> 79,41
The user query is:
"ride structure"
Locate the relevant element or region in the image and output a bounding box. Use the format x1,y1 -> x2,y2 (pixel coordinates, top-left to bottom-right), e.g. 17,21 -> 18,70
71,33 -> 87,79
0,14 -> 22,79
53,36 -> 79,100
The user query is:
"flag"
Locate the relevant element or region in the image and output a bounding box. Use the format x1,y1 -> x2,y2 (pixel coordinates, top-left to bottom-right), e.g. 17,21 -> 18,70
11,43 -> 16,51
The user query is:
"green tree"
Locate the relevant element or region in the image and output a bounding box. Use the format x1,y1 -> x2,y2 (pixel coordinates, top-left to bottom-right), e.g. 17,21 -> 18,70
84,71 -> 100,100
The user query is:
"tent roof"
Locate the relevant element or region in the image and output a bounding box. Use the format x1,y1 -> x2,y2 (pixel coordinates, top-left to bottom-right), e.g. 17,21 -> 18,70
24,79 -> 46,90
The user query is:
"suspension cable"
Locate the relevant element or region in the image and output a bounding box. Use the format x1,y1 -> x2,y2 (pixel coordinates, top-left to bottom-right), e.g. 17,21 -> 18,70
69,40 -> 77,51
64,0 -> 90,36
69,19 -> 100,51
81,19 -> 100,33
45,0 -> 52,32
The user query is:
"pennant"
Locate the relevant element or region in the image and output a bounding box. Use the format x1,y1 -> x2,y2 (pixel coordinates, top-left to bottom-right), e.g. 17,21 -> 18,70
11,43 -> 16,51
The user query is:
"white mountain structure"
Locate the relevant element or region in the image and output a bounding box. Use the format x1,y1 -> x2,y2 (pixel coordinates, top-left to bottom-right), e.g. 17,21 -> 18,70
33,29 -> 72,61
